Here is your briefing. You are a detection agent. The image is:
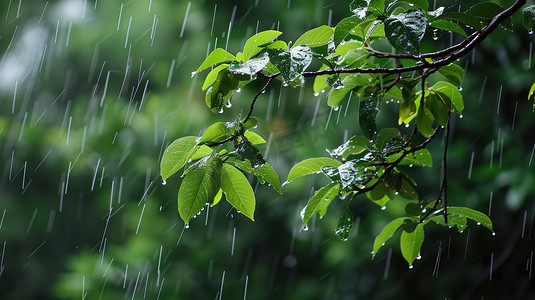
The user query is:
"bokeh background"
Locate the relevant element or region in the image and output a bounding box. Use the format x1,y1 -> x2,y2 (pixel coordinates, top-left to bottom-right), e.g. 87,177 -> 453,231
0,0 -> 534,299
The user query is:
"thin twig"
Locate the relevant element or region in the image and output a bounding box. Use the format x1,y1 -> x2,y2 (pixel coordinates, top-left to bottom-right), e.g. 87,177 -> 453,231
243,75 -> 275,123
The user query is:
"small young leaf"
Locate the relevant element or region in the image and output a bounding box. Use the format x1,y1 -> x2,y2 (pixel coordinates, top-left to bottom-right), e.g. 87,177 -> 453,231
243,30 -> 282,61
293,25 -> 334,48
335,207 -> 354,240
302,183 -> 340,227
384,10 -> 427,55
211,188 -> 223,206
522,6 -> 535,31
372,218 -> 406,257
359,94 -> 380,139
195,49 -> 236,73
161,136 -> 199,181
400,223 -> 424,265
177,157 -> 222,224
221,163 -> 256,221
529,82 -> 535,110
287,157 -> 342,182
447,207 -> 493,232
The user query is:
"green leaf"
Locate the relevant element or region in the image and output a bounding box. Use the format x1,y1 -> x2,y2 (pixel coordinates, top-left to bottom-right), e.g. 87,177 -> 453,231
293,25 -> 334,48
428,93 -> 450,126
430,20 -> 467,37
334,16 -> 362,46
202,64 -> 228,91
416,105 -> 435,138
211,189 -> 223,206
195,48 -> 236,73
266,46 -> 313,84
189,145 -> 213,161
243,131 -> 266,145
384,10 -> 427,55
523,6 -> 535,31
437,63 -> 465,87
447,207 -> 493,232
397,0 -> 428,12
400,223 -> 424,266
350,0 -> 370,19
221,163 -> 256,221
243,30 -> 282,61
434,12 -> 482,31
199,122 -> 231,144
432,81 -> 463,113
177,157 -> 222,224
467,2 -> 513,32
376,128 -> 400,150
339,49 -> 370,67
161,136 -> 199,181
329,135 -> 372,160
287,157 -> 342,182
335,207 -> 354,241
253,163 -> 282,194
359,94 -> 380,139
372,217 -> 406,257
387,149 -> 433,167
529,82 -> 535,110
302,183 -> 340,227
228,53 -> 269,75
234,136 -> 266,168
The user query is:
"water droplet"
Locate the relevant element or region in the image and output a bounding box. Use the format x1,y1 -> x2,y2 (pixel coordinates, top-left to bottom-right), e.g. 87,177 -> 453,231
408,265 -> 414,269
459,114 -> 463,118
314,92 -> 320,97
381,206 -> 386,211
458,86 -> 463,91
236,88 -> 241,93
476,222 -> 481,225
405,124 -> 410,128
184,223 -> 190,229
303,225 -> 309,231
162,180 -> 166,185
191,71 -> 197,78
416,253 -> 421,260
492,232 -> 496,236
529,29 -> 533,35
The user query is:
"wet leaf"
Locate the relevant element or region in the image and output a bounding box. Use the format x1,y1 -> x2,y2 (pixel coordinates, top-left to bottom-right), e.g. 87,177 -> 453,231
252,163 -> 282,194
302,183 -> 340,227
432,81 -> 463,113
447,207 -> 493,232
339,49 -> 370,67
416,105 -> 435,138
294,25 -> 334,48
428,93 -> 450,126
267,46 -> 313,84
335,207 -> 354,240
288,157 -> 342,182
359,94 -> 380,139
350,0 -> 370,19
234,136 -> 266,168
400,223 -> 424,265
228,53 -> 269,75
161,136 -> 200,181
195,48 -> 236,73
329,135 -> 372,160
221,163 -> 256,221
243,131 -> 266,145
177,157 -> 222,224
373,217 -> 406,258
387,149 -> 432,167
199,122 -> 231,144
467,2 -> 513,31
529,82 -> 535,110
334,16 -> 362,46
189,145 -> 213,161
243,30 -> 282,61
395,0 -> 429,12
376,128 -> 401,150
434,12 -> 483,31
523,6 -> 535,30
384,10 -> 426,55
437,63 -> 465,87
430,20 -> 467,37
202,64 -> 228,91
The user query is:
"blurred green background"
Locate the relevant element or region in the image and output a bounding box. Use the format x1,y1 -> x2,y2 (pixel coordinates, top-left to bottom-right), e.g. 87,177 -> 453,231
0,0 -> 534,299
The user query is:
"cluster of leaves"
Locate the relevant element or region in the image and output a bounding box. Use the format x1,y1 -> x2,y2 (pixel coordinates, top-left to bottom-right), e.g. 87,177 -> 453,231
162,0 -> 535,265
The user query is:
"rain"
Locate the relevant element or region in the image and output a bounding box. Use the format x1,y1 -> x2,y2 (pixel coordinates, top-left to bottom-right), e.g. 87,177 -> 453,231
0,0 -> 534,299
